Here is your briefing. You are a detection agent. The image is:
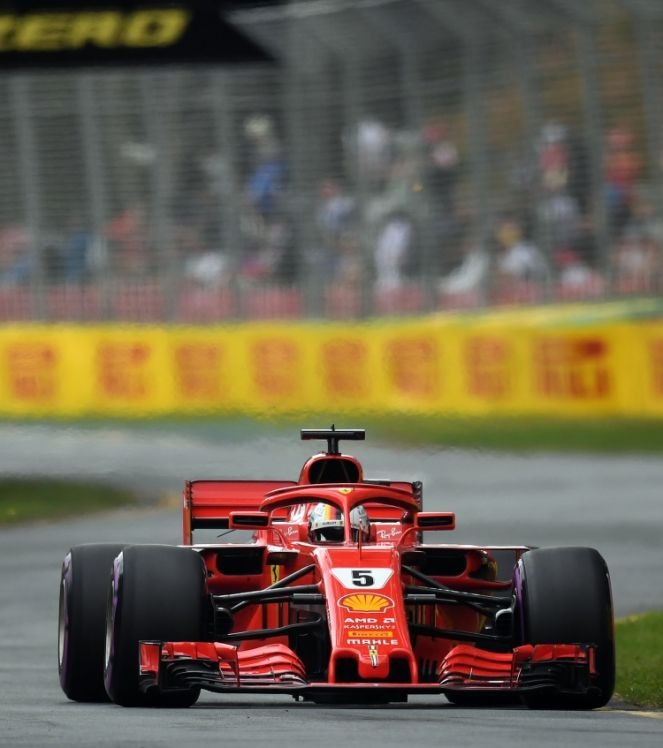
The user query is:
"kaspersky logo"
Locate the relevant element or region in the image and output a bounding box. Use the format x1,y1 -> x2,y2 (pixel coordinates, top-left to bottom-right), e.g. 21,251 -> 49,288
339,593 -> 392,613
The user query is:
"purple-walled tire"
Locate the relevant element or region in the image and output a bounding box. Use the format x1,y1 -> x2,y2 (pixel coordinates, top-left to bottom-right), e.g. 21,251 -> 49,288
514,546 -> 615,709
58,543 -> 126,702
103,544 -> 207,707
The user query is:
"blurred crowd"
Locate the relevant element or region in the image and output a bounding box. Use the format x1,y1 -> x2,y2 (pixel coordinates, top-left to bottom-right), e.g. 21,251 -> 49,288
0,113 -> 661,319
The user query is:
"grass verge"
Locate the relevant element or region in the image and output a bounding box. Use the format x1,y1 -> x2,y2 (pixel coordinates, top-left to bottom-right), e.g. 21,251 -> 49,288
615,612 -> 663,708
0,479 -> 138,526
360,415 -> 663,453
9,413 -> 663,454
273,413 -> 663,454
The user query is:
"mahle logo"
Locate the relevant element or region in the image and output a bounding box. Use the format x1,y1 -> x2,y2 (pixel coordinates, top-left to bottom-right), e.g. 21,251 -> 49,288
0,9 -> 191,51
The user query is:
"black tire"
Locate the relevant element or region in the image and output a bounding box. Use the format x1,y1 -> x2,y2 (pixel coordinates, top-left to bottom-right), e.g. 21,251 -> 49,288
58,543 -> 126,702
104,545 -> 207,707
514,547 -> 615,709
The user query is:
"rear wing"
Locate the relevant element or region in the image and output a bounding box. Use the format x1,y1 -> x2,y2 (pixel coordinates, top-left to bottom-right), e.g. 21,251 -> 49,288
183,479 -> 296,544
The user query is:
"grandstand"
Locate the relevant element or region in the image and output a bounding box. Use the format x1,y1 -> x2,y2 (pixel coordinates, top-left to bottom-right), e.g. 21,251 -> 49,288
0,0 -> 661,322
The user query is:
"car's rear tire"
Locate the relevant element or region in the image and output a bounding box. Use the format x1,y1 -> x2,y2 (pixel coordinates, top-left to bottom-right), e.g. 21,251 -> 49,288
58,543 -> 126,702
104,544 -> 207,707
514,546 -> 615,709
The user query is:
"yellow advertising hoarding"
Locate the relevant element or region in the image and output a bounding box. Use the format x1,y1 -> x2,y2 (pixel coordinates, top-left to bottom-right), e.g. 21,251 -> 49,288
0,317 -> 661,418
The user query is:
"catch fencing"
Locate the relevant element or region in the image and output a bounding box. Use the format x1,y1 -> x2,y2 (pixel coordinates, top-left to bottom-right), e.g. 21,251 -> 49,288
0,0 -> 662,322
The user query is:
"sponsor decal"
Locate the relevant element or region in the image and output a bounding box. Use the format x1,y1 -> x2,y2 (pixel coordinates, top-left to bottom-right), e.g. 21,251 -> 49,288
270,565 -> 280,584
377,527 -> 401,541
331,568 -> 393,590
321,339 -> 369,398
337,487 -> 353,495
347,630 -> 393,638
344,617 -> 396,630
369,647 -> 378,668
465,337 -> 511,399
174,343 -> 223,400
96,342 -> 151,399
250,339 -> 300,398
533,337 -> 611,400
0,10 -> 190,52
386,336 -> 440,398
347,638 -> 399,646
651,340 -> 663,396
339,593 -> 393,613
5,342 -> 58,402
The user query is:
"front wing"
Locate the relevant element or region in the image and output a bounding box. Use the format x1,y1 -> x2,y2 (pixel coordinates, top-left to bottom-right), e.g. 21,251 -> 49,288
139,640 -> 597,699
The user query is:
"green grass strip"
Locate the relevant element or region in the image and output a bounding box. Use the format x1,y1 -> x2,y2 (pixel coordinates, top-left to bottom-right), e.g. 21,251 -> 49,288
363,415 -> 663,454
615,612 -> 663,708
0,479 -> 138,526
265,413 -> 663,454
6,413 -> 663,453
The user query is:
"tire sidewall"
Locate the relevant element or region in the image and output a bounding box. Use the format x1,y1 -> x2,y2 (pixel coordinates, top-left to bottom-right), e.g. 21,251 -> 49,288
515,546 -> 615,707
58,543 -> 126,702
104,544 -> 207,706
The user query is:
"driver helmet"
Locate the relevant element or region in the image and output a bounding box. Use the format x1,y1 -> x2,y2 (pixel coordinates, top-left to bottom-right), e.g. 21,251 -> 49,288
308,503 -> 370,543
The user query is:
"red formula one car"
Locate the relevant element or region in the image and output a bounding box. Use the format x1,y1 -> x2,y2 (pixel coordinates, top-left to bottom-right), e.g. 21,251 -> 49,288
58,428 -> 615,709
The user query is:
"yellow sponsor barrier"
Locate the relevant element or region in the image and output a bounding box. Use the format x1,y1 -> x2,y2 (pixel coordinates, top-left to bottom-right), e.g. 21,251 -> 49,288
0,316 -> 661,418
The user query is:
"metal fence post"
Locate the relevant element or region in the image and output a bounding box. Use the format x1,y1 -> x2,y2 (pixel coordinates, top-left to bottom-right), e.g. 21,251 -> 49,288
78,74 -> 109,313
11,75 -> 44,319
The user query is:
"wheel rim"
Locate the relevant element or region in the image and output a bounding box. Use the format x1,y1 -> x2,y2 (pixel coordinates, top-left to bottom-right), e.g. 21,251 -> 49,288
57,577 -> 67,672
104,553 -> 122,680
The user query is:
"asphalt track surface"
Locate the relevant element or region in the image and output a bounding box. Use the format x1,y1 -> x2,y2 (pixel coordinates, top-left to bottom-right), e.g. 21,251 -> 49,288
1,423 -> 662,747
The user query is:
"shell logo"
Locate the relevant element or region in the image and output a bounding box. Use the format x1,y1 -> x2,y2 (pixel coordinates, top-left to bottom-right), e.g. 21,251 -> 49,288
340,593 -> 392,612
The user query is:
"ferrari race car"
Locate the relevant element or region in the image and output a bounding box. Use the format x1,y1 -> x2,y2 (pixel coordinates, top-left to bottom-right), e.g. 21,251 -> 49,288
58,428 -> 615,709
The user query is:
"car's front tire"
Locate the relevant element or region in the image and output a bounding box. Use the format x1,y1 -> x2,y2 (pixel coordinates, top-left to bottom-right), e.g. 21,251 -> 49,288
104,544 -> 207,707
58,543 -> 127,702
514,546 -> 615,709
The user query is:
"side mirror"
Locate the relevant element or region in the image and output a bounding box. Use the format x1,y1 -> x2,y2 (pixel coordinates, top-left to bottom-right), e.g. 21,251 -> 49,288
228,511 -> 270,530
415,512 -> 455,531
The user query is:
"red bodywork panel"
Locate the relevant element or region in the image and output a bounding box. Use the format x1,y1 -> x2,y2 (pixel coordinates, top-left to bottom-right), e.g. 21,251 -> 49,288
183,480 -> 296,544
139,640 -> 594,695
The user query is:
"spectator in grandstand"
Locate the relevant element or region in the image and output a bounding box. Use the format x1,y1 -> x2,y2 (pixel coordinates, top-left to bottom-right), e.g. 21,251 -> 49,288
179,224 -> 227,289
0,225 -> 32,285
438,230 -> 489,307
604,126 -> 641,233
421,121 -> 462,274
317,179 -> 355,239
244,114 -> 287,220
554,247 -> 605,300
58,213 -> 107,283
494,214 -> 548,304
348,117 -> 392,188
537,184 -> 581,260
613,224 -> 661,295
373,210 -> 414,291
104,205 -> 152,277
333,230 -> 363,287
534,122 -> 587,258
239,218 -> 294,283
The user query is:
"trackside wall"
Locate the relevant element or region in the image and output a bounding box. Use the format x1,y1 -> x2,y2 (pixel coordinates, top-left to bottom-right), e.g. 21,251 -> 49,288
0,306 -> 662,418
